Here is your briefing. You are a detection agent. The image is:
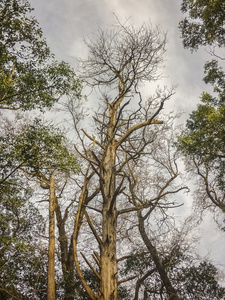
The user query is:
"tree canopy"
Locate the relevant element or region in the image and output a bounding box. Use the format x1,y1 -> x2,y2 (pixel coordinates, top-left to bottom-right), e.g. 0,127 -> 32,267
178,0 -> 225,214
179,0 -> 225,50
0,0 -> 82,110
0,180 -> 48,299
0,118 -> 79,185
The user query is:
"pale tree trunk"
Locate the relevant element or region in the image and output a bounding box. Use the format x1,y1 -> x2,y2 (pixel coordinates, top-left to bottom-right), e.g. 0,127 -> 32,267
71,22 -> 170,299
48,174 -> 56,300
100,107 -> 118,300
101,194 -> 117,300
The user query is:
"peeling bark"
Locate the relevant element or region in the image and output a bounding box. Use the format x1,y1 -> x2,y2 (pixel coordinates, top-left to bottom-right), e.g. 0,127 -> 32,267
99,106 -> 118,300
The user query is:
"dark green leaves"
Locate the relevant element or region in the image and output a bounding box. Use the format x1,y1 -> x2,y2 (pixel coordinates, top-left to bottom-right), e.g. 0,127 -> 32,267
0,180 -> 48,299
177,97 -> 225,191
9,118 -> 79,176
0,0 -> 82,110
178,262 -> 225,299
179,0 -> 225,50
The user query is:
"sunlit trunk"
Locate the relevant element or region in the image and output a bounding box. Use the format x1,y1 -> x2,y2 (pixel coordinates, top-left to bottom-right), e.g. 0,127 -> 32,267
100,191 -> 117,299
100,107 -> 118,300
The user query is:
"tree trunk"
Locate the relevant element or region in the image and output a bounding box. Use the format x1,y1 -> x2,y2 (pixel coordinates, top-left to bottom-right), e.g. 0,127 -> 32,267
64,237 -> 76,300
48,174 -> 56,300
100,203 -> 117,299
100,107 -> 118,300
138,211 -> 181,300
55,197 -> 75,300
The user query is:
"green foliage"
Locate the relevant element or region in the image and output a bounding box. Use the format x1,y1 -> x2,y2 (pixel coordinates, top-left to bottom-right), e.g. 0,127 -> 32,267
179,0 -> 225,50
0,180 -> 48,299
179,0 -> 225,197
176,261 -> 225,299
122,252 -> 154,276
0,118 -> 79,180
179,102 -> 225,158
122,251 -> 225,299
177,84 -> 225,191
0,0 -> 82,110
203,60 -> 225,106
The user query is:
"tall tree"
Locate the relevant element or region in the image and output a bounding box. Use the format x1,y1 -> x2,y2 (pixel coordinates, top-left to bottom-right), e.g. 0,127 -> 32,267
0,118 -> 79,300
178,0 -> 225,218
70,21 -> 185,299
0,0 -> 82,110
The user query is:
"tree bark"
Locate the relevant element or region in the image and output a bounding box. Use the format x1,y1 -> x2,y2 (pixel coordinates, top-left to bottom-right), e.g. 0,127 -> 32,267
47,174 -> 56,300
100,202 -> 117,299
138,211 -> 181,300
99,106 -> 118,300
55,197 -> 75,300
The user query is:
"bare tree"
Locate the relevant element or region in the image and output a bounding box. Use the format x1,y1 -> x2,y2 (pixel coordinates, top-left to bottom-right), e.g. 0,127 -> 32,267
70,21 -> 184,299
121,128 -> 187,299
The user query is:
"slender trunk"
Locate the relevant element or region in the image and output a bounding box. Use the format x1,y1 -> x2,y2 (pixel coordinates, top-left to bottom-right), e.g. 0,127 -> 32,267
100,107 -> 118,299
64,237 -> 75,300
48,174 -> 56,300
138,212 -> 181,300
55,198 -> 75,300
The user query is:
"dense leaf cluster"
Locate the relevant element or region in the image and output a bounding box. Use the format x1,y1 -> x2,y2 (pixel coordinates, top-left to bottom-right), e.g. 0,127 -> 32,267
0,119 -> 79,183
179,0 -> 225,50
178,0 -> 225,198
122,250 -> 225,299
0,0 -> 82,110
0,180 -> 48,299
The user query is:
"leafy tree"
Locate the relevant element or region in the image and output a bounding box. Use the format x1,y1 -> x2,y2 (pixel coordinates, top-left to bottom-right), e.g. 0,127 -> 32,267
178,0 -> 225,215
0,118 -> 79,300
0,117 -> 78,181
9,118 -> 79,176
177,261 -> 225,299
178,92 -> 225,192
122,249 -> 225,299
0,0 -> 82,110
0,180 -> 48,299
179,0 -> 225,50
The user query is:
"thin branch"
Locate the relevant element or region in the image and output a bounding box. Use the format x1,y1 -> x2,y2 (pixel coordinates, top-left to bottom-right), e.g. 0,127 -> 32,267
118,275 -> 138,285
115,99 -> 165,149
85,211 -> 102,247
134,268 -> 156,300
82,129 -> 105,149
81,252 -> 100,279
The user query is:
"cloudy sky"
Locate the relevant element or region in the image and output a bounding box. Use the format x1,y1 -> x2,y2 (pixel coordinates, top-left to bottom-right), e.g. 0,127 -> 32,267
29,0 -> 211,114
28,0 -> 224,272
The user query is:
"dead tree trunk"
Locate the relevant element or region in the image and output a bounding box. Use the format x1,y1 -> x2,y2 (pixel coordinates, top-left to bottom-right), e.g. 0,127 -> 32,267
99,105 -> 118,299
71,21 -> 175,299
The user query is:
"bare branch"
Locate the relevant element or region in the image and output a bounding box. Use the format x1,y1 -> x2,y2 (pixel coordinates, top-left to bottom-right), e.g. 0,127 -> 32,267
85,211 -> 102,247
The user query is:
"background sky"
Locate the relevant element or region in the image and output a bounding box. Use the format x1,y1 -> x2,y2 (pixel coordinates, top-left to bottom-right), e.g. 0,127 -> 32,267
29,0 -> 225,276
29,0 -> 210,115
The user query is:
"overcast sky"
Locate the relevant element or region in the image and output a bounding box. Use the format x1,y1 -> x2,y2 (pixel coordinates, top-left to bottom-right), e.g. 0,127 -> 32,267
29,0 -> 212,114
28,0 -> 225,273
